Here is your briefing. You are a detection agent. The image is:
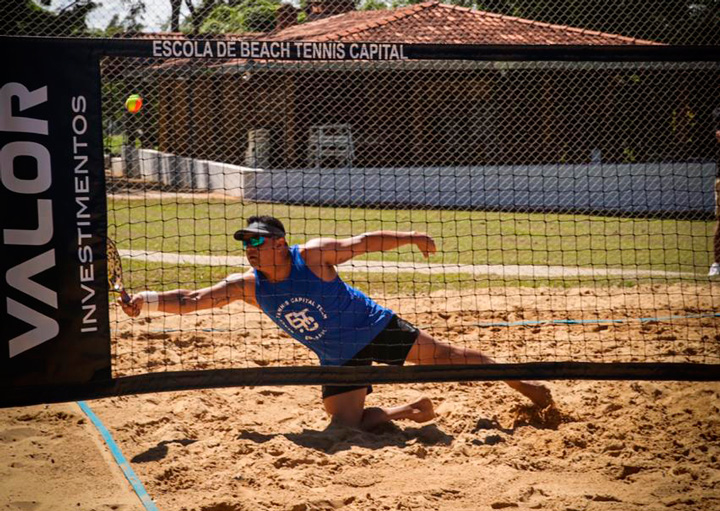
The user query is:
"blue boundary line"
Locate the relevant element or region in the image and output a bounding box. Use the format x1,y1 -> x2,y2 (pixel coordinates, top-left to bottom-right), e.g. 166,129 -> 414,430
142,312 -> 720,333
77,401 -> 159,511
471,312 -> 720,328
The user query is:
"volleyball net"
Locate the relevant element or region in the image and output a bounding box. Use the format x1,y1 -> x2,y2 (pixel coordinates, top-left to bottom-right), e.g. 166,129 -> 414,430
2,37 -> 719,407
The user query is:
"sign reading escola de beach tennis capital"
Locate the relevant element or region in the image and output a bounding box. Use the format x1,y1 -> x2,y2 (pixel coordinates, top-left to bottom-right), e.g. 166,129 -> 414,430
152,40 -> 407,61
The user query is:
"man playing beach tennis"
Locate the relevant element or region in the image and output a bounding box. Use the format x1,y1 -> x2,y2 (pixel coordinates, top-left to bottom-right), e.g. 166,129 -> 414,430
119,215 -> 553,430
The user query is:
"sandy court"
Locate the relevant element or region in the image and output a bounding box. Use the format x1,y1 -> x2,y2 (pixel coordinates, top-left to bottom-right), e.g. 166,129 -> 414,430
2,283 -> 720,510
0,403 -> 144,511
88,379 -> 720,511
4,381 -> 718,511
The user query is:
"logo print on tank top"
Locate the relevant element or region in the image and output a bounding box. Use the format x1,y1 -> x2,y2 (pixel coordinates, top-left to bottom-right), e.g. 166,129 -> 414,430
284,308 -> 319,333
276,297 -> 328,341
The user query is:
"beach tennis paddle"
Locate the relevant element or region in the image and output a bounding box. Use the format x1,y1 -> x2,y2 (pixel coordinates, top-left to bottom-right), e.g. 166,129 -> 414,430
106,237 -> 131,304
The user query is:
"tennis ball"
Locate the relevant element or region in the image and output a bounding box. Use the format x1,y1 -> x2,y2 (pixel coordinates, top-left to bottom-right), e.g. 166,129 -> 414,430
125,94 -> 143,114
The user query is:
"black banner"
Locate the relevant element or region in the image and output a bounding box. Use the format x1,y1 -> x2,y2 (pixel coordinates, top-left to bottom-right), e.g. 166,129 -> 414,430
1,38 -> 110,395
3,36 -> 720,62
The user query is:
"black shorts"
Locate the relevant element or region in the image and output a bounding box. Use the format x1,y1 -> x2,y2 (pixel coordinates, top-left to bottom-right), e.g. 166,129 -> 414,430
321,315 -> 420,400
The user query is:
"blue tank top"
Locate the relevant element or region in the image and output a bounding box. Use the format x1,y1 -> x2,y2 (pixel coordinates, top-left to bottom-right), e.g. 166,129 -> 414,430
254,245 -> 393,365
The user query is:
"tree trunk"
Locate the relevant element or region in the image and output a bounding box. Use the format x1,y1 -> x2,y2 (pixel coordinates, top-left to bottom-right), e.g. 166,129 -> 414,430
170,0 -> 181,32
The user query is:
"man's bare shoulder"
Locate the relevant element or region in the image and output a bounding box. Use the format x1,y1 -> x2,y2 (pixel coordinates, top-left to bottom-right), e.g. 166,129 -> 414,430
300,237 -> 339,250
299,237 -> 340,260
226,268 -> 254,279
224,269 -> 255,285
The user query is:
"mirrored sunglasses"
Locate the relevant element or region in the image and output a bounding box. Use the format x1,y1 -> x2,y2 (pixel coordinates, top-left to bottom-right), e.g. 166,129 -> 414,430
242,236 -> 267,249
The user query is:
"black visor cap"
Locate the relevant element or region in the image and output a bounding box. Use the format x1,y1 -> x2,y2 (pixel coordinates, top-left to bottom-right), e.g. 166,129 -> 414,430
233,222 -> 286,241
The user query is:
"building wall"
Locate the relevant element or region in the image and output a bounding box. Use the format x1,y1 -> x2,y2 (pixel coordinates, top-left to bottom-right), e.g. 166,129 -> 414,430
153,65 -> 718,170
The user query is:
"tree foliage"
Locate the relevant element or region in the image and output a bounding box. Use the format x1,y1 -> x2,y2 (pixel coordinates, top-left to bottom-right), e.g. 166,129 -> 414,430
359,0 -> 388,11
497,0 -> 720,45
103,0 -> 147,34
199,3 -> 246,32
199,0 -> 281,33
182,0 -> 222,33
1,0 -> 98,36
4,0 -> 716,43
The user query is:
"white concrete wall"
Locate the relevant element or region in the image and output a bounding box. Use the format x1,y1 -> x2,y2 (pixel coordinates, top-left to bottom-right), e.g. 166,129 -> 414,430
244,163 -> 716,215
124,148 -> 260,197
121,147 -> 716,214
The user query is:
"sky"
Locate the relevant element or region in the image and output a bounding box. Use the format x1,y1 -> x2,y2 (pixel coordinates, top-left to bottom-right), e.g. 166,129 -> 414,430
46,0 -> 305,32
47,0 -> 186,32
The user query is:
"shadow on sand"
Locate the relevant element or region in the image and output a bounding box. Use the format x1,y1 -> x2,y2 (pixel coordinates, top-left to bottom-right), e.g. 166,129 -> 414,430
131,438 -> 197,463
281,422 -> 455,453
129,404 -> 568,462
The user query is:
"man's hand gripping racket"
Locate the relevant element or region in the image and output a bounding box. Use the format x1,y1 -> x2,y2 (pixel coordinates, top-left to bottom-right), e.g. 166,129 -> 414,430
107,238 -> 158,317
107,238 -> 131,303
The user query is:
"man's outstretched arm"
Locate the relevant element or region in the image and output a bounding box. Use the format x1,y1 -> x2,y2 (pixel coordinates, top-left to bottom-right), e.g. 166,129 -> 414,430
304,231 -> 437,266
118,271 -> 257,317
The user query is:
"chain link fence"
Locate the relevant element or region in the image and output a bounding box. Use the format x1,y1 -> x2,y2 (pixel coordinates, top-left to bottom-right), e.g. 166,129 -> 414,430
3,0 -> 720,45
100,51 -> 720,379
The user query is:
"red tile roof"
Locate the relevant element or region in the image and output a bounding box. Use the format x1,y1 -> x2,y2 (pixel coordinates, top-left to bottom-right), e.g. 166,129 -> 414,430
268,1 -> 659,45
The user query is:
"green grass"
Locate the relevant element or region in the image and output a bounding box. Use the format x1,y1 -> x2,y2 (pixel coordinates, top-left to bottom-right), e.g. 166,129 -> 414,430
122,260 -> 238,292
118,260 -> 664,298
108,198 -> 714,274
